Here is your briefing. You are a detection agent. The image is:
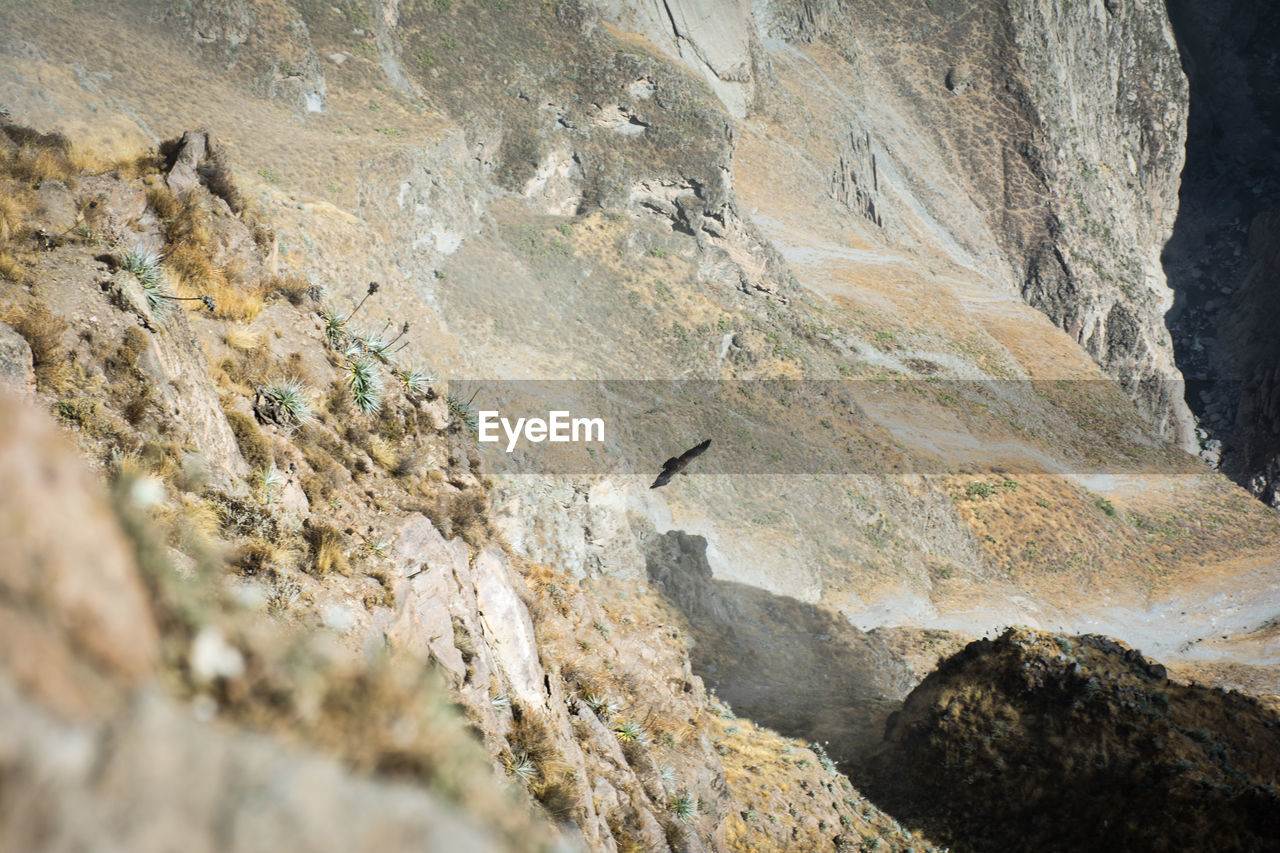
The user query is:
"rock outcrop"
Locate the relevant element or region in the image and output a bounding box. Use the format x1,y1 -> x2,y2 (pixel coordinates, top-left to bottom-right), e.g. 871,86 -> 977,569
863,627 -> 1280,852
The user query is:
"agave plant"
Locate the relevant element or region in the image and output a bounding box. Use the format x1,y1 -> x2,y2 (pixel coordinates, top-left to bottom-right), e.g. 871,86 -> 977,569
351,332 -> 393,364
319,281 -> 380,349
669,791 -> 697,823
394,367 -> 434,397
504,753 -> 538,785
321,308 -> 347,348
119,246 -> 172,312
613,719 -> 649,745
254,464 -> 283,503
345,355 -> 383,415
446,389 -> 479,433
656,765 -> 677,791
583,693 -> 619,719
259,378 -> 316,427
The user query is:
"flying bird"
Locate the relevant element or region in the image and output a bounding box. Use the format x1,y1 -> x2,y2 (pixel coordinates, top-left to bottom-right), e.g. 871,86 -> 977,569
650,439 -> 712,488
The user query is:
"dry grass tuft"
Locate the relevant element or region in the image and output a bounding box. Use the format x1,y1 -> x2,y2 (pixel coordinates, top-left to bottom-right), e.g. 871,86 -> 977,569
0,249 -> 23,281
1,302 -> 69,390
1,125 -> 75,184
262,273 -> 311,306
224,326 -> 260,352
304,519 -> 350,576
508,703 -> 584,822
166,243 -> 263,321
200,143 -> 245,213
0,189 -> 33,244
232,540 -> 280,576
142,183 -> 263,321
223,407 -> 275,470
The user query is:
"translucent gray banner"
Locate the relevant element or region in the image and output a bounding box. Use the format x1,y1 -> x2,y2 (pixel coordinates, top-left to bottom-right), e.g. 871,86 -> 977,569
443,380 -> 1201,476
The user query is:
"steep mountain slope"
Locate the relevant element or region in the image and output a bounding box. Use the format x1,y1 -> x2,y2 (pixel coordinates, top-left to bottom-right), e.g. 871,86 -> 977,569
0,120 -> 932,851
1,0 -> 1278,850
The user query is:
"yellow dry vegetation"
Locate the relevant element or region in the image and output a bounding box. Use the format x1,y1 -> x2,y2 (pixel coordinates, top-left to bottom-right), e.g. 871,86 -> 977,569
711,714 -> 929,852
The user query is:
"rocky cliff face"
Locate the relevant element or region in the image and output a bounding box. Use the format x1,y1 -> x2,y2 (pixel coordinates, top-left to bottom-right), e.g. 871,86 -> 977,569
769,0 -> 1195,446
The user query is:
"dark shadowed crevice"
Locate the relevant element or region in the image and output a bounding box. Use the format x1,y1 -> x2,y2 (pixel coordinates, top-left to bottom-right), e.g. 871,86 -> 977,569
1162,0 -> 1280,503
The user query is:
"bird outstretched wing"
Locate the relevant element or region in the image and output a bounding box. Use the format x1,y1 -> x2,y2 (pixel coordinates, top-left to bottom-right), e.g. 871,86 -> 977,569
677,439 -> 711,463
650,439 -> 712,488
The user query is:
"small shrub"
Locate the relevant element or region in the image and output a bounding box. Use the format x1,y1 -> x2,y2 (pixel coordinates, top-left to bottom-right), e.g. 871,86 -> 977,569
965,481 -> 995,500
1095,496 -> 1117,517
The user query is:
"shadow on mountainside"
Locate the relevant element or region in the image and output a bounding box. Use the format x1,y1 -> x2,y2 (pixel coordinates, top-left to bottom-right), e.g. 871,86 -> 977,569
1162,0 -> 1280,501
643,529 -> 916,764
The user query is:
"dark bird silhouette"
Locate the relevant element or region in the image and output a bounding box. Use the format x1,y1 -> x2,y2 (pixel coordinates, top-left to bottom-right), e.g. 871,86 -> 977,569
650,439 -> 712,488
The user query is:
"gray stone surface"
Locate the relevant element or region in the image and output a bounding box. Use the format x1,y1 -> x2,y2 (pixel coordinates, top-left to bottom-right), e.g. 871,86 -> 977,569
0,323 -> 33,396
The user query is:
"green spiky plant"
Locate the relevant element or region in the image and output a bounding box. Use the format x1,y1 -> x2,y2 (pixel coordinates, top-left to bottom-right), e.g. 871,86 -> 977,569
504,753 -> 538,785
669,791 -> 697,823
319,281 -> 379,349
446,389 -> 479,434
260,378 -> 316,427
118,246 -> 215,316
583,693 -> 619,719
394,367 -> 434,397
612,719 -> 649,745
362,535 -> 389,557
656,765 -> 677,791
120,247 -> 172,312
344,354 -> 383,415
254,464 -> 282,503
